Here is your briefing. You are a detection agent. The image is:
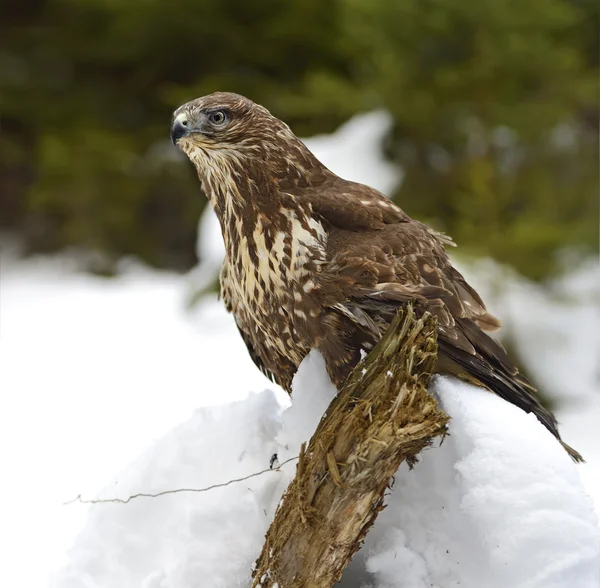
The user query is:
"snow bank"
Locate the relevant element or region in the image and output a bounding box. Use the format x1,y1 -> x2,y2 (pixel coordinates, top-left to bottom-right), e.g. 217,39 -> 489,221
359,377 -> 600,588
55,391 -> 284,588
53,353 -> 600,588
461,259 -> 600,516
0,257 -> 277,587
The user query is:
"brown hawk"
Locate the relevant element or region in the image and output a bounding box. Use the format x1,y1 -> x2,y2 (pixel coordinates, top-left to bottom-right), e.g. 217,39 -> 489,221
171,92 -> 581,462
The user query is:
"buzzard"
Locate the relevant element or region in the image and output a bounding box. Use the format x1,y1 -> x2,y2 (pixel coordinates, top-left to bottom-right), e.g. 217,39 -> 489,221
171,92 -> 581,462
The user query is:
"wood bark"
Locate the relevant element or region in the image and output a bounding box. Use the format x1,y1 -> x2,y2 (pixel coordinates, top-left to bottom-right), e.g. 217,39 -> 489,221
251,304 -> 449,588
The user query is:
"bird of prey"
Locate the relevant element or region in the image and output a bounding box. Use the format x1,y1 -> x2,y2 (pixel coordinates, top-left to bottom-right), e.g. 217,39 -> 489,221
171,92 -> 581,462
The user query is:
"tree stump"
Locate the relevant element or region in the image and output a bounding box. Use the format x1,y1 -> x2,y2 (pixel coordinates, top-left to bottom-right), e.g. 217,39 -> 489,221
251,304 -> 449,587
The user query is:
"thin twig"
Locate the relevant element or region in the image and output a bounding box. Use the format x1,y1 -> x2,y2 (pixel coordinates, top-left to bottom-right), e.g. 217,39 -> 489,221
64,456 -> 299,506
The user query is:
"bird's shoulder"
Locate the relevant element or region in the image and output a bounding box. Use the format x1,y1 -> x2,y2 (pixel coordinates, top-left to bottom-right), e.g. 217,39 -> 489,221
295,175 -> 410,230
297,175 -> 454,272
295,175 -> 454,247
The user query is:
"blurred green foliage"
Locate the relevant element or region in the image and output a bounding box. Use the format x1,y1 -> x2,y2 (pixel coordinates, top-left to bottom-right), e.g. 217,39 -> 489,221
1,0 -> 598,276
346,0 -> 599,279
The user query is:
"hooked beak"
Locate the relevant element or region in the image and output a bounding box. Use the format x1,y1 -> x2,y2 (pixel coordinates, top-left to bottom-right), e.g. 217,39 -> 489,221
171,113 -> 190,147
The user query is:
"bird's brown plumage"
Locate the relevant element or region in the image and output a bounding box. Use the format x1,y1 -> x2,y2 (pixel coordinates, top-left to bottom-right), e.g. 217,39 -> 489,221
172,92 -> 582,462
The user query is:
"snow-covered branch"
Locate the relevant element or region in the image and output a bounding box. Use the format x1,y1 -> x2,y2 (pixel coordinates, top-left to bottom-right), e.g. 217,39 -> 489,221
252,305 -> 449,588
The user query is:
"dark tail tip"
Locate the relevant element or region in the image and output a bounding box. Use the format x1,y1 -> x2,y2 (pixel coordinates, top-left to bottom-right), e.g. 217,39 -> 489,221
562,440 -> 585,463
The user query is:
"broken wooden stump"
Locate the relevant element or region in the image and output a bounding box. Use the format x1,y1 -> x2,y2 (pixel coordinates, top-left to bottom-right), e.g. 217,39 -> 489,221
252,304 -> 450,588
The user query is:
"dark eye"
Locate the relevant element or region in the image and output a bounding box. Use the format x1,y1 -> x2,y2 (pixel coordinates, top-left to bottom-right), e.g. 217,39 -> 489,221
208,110 -> 228,126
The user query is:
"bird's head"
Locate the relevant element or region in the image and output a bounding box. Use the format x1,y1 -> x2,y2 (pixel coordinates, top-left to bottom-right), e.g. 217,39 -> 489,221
171,92 -> 325,195
172,92 -> 290,159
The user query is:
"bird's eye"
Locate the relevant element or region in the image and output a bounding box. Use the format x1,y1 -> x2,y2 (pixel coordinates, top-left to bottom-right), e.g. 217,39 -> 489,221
208,110 -> 228,126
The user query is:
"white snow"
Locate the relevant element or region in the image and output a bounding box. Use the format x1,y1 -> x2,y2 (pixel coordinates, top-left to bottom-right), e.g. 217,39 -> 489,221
0,255 -> 279,588
359,377 -> 600,588
278,351 -> 337,452
54,390 -> 285,588
49,356 -> 600,588
458,259 -> 600,515
49,352 -> 335,588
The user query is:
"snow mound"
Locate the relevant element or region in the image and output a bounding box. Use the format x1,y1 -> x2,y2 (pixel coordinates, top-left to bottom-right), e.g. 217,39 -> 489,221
359,376 -> 600,588
54,354 -> 600,588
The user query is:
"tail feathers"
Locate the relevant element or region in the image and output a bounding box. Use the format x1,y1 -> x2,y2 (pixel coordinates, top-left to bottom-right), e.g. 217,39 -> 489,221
561,440 -> 584,463
438,318 -> 584,463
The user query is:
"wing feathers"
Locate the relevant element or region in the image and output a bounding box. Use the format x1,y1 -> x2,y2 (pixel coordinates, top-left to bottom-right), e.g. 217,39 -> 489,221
304,178 -> 581,457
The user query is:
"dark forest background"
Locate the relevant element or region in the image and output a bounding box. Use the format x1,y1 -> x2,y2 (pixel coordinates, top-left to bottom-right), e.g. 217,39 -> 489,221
1,0 -> 598,278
